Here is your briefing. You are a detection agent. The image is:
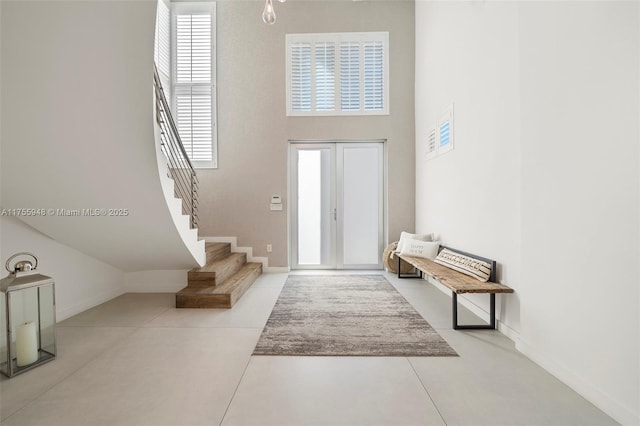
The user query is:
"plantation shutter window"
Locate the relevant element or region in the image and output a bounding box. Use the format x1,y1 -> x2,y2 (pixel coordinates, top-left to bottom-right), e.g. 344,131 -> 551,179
315,41 -> 335,112
172,2 -> 217,168
175,86 -> 213,162
364,40 -> 384,111
340,41 -> 360,111
154,0 -> 171,99
286,32 -> 388,116
290,42 -> 312,112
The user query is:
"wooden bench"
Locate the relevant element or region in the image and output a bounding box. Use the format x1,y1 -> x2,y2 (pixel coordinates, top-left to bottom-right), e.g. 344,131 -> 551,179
396,247 -> 514,330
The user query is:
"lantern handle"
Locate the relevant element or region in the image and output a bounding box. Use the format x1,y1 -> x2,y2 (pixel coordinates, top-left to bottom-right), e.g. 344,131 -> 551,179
5,252 -> 39,274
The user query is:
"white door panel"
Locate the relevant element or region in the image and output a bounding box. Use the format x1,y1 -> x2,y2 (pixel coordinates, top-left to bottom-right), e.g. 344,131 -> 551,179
338,144 -> 384,268
290,142 -> 384,270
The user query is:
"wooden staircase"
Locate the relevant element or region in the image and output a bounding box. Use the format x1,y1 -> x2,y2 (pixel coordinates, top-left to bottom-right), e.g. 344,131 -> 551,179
176,242 -> 262,308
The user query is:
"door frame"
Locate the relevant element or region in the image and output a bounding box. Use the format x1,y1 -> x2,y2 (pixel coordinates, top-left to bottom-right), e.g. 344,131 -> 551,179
289,143 -> 337,270
288,139 -> 387,270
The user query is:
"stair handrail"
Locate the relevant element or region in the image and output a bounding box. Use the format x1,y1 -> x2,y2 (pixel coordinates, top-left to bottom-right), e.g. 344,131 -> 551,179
153,63 -> 199,229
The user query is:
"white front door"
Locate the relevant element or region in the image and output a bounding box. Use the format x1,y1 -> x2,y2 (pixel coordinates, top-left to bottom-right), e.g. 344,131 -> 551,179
290,142 -> 385,270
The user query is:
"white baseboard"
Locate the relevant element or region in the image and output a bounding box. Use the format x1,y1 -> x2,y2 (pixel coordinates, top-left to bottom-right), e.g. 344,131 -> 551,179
264,266 -> 290,273
124,270 -> 188,293
495,316 -> 520,342
516,340 -> 639,426
57,286 -> 126,321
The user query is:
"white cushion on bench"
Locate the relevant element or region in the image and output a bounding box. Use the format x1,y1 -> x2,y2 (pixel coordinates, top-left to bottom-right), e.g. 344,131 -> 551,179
397,232 -> 434,253
399,239 -> 440,260
434,248 -> 492,282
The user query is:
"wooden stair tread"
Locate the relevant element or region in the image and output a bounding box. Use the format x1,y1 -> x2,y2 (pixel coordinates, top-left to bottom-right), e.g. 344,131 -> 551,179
178,240 -> 261,308
176,263 -> 263,308
180,263 -> 261,295
190,252 -> 245,273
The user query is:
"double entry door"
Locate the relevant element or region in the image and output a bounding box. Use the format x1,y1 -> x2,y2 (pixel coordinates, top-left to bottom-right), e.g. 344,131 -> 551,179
290,141 -> 385,270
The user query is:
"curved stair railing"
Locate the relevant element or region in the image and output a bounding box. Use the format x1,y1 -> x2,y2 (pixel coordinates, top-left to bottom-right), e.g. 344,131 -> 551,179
153,64 -> 199,229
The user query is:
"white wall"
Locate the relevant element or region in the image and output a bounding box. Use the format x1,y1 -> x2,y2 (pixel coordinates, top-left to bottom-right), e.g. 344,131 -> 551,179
415,1 -> 639,424
415,0 -> 522,334
196,0 -> 416,266
0,217 -> 125,321
518,3 -> 639,424
124,269 -> 187,293
0,0 -> 204,272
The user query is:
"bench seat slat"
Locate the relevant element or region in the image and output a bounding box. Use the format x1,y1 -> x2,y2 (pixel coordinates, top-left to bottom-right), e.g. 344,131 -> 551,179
398,255 -> 514,294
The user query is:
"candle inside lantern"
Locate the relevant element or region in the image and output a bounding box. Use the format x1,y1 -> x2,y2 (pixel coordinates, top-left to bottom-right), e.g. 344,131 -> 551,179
16,322 -> 38,367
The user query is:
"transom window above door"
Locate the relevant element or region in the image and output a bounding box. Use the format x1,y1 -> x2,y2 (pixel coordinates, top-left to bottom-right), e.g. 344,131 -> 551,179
286,32 -> 389,116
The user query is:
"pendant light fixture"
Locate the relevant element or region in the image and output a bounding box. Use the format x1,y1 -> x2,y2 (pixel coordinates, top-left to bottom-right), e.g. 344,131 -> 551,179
262,0 -> 286,25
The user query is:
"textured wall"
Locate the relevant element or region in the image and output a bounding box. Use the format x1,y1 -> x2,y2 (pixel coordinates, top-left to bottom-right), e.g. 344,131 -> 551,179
196,0 -> 416,267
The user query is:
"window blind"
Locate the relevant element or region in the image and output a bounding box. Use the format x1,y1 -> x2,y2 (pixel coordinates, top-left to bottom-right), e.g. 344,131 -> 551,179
340,41 -> 360,111
154,0 -> 171,97
286,32 -> 388,116
175,86 -> 213,162
172,3 -> 216,168
175,14 -> 211,83
290,42 -> 311,112
364,40 -> 384,111
315,41 -> 335,112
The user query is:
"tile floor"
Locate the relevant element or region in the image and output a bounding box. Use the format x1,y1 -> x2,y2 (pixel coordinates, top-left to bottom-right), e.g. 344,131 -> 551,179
0,272 -> 617,426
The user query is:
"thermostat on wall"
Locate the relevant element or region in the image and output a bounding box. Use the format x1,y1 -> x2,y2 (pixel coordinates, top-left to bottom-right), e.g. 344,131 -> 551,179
270,195 -> 283,211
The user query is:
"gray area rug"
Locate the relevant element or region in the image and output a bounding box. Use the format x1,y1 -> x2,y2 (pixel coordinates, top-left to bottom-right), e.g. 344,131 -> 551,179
253,275 -> 457,357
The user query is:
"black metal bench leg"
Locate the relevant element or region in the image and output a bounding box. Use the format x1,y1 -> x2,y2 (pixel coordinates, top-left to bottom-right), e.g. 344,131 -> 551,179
397,255 -> 421,279
452,293 -> 497,330
489,292 -> 496,329
452,292 -> 458,328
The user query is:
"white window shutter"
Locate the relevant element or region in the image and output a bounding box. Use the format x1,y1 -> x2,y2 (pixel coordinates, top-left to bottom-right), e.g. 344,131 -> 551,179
176,14 -> 211,83
290,42 -> 312,112
172,2 -> 216,168
340,41 -> 360,111
363,40 -> 384,111
175,86 -> 213,162
155,0 -> 171,97
286,32 -> 388,116
315,41 -> 335,111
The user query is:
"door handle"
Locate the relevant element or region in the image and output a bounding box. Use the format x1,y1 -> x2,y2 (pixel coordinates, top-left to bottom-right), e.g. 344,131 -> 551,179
333,208 -> 337,221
